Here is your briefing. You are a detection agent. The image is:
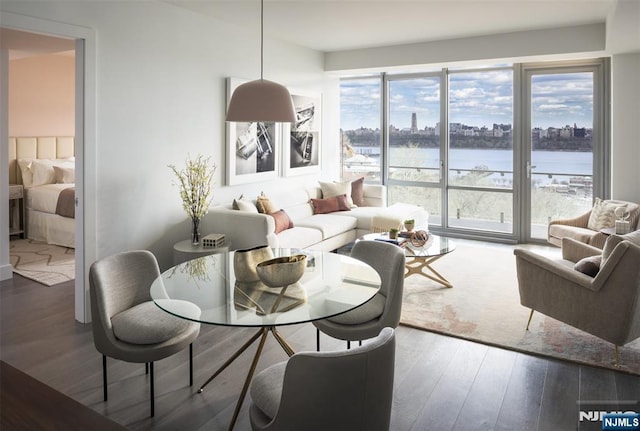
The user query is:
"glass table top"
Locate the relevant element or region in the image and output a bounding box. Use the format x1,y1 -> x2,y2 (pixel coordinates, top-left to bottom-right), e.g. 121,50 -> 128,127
361,232 -> 456,258
150,248 -> 381,328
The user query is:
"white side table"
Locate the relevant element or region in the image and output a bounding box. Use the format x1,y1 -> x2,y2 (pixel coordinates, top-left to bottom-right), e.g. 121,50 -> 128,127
173,239 -> 231,265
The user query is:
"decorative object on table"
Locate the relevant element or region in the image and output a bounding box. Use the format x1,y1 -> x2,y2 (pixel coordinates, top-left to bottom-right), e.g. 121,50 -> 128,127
233,245 -> 274,283
409,230 -> 430,247
256,254 -> 307,288
404,219 -> 415,232
168,154 -> 216,246
202,233 -> 225,249
389,228 -> 399,239
614,206 -> 631,234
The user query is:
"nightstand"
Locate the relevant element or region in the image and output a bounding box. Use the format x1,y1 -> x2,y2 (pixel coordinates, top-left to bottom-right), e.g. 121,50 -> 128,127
173,239 -> 231,265
9,184 -> 25,239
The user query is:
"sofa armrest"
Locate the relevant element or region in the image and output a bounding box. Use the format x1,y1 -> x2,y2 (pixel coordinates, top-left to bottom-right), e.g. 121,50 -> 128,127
205,207 -> 277,251
548,210 -> 591,229
561,238 -> 601,262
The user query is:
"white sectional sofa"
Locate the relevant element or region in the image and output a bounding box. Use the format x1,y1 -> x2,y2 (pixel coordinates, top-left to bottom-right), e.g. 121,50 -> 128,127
205,183 -> 427,252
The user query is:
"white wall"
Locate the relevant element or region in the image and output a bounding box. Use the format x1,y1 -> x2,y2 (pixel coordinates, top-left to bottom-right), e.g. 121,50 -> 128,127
0,1 -> 330,273
611,53 -> 640,202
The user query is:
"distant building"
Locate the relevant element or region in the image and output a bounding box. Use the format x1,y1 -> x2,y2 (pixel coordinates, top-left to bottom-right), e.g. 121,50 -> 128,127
410,113 -> 418,133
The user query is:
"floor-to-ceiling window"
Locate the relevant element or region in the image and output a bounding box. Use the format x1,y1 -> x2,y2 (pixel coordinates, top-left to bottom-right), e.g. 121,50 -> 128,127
339,59 -> 609,243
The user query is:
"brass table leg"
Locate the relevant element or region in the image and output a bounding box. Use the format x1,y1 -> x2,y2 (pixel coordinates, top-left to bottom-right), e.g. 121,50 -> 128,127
404,254 -> 453,288
197,326 -> 296,431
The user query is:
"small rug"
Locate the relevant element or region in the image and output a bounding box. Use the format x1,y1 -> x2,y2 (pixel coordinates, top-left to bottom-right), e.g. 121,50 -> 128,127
9,239 -> 75,286
399,240 -> 640,375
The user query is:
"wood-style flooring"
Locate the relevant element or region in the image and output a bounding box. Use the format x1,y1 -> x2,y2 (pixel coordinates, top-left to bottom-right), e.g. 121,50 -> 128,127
1,273 -> 639,431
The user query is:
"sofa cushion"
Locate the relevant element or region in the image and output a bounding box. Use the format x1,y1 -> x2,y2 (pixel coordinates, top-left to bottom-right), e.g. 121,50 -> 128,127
257,193 -> 277,214
351,177 -> 365,207
270,209 -> 294,234
573,255 -> 602,277
233,195 -> 259,213
319,180 -> 356,208
548,224 -> 596,245
296,214 -> 358,239
277,226 -> 323,249
311,195 -> 351,214
587,198 -> 628,230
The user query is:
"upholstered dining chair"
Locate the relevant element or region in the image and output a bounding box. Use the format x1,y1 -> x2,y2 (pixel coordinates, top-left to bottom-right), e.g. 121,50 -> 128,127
89,250 -> 201,417
313,240 -> 405,350
249,327 -> 396,431
515,231 -> 640,366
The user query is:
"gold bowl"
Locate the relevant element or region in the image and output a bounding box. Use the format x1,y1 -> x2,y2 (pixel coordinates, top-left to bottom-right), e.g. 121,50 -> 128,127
256,255 -> 307,288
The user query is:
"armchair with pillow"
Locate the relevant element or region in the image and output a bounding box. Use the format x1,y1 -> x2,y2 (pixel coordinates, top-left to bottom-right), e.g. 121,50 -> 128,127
547,198 -> 640,249
514,230 -> 640,366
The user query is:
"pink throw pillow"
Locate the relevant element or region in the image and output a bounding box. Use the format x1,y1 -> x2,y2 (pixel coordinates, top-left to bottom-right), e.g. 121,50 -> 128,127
310,194 -> 351,214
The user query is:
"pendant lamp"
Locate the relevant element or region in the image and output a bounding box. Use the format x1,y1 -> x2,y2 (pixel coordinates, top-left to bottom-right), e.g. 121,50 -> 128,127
226,0 -> 296,123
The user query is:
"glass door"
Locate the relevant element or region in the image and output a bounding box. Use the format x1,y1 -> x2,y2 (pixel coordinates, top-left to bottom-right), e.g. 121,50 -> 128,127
524,65 -> 603,241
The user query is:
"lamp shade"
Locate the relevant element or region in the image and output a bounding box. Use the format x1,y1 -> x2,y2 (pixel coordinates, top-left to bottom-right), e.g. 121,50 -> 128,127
226,79 -> 296,123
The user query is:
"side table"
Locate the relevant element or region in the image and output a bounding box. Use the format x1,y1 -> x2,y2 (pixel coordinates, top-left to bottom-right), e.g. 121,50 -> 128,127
9,184 -> 25,239
173,239 -> 231,265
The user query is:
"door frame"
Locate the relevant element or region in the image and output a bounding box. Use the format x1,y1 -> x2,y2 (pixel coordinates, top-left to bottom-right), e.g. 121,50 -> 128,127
1,12 -> 97,323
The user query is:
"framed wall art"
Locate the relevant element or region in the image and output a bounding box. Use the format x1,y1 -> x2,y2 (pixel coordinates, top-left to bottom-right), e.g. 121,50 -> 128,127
282,90 -> 322,177
225,78 -> 281,185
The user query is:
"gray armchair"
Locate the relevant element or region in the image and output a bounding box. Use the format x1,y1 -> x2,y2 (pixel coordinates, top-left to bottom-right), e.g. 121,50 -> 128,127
313,240 -> 405,349
547,199 -> 639,248
514,231 -> 640,366
89,250 -> 201,416
249,327 -> 396,431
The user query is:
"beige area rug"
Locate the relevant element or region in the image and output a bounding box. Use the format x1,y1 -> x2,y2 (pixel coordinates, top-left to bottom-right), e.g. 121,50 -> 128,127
400,240 -> 640,375
9,239 -> 75,286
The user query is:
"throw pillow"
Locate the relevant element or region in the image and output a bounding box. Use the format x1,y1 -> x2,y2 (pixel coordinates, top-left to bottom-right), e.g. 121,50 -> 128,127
53,166 -> 75,184
587,198 -> 628,230
573,255 -> 602,277
256,193 -> 276,214
310,194 -> 351,214
232,194 -> 259,213
351,177 -> 365,207
270,209 -> 294,234
319,180 -> 355,208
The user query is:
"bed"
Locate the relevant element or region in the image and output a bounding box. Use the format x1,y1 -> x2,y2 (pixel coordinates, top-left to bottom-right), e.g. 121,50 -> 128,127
8,136 -> 76,248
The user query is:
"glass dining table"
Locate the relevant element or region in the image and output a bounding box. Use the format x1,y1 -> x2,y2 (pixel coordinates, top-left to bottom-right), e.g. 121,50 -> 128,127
150,248 -> 381,431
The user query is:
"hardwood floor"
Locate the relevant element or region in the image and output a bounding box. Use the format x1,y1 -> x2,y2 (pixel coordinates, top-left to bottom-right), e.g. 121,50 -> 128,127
1,273 -> 638,431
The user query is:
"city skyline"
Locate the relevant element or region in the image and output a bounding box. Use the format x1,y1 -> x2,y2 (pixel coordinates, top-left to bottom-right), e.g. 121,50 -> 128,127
340,71 -> 594,131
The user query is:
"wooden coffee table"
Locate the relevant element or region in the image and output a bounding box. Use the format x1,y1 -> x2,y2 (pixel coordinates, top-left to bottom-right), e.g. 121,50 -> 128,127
361,232 -> 456,288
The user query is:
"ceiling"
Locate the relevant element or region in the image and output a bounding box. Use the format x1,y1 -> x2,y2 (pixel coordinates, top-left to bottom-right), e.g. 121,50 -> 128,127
166,0 -> 616,52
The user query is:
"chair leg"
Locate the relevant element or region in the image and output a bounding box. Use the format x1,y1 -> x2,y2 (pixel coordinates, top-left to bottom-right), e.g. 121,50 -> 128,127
189,343 -> 194,387
526,309 -> 534,330
102,355 -> 108,402
145,363 -> 149,374
614,345 -> 620,368
149,362 -> 155,417
316,328 -> 320,352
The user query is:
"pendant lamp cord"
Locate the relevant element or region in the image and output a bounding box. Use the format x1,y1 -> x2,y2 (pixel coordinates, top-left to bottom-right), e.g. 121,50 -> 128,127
260,0 -> 264,81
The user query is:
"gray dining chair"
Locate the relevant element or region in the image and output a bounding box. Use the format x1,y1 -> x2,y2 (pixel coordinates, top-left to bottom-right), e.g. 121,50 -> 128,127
249,327 -> 396,431
89,250 -> 200,417
314,240 -> 405,349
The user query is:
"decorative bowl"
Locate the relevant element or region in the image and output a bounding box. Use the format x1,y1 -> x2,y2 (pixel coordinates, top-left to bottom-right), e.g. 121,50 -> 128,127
256,255 -> 307,288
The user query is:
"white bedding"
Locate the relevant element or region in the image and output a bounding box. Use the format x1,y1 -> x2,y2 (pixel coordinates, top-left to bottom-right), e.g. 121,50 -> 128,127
25,184 -> 75,248
26,183 -> 74,214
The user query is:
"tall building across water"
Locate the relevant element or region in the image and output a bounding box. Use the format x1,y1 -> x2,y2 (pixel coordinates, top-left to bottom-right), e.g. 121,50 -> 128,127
410,112 -> 418,133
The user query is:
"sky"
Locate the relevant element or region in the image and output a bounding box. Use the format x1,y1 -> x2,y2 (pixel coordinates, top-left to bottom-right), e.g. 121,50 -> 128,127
340,70 -> 594,131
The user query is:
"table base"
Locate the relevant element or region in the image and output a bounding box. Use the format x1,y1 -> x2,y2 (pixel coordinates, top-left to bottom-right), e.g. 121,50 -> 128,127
197,326 -> 294,431
404,255 -> 453,288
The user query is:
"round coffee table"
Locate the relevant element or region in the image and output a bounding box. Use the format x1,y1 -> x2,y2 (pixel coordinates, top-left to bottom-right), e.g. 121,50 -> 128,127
361,232 -> 456,288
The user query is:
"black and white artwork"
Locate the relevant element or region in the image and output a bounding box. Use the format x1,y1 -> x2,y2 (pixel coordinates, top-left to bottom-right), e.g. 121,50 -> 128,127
283,92 -> 321,176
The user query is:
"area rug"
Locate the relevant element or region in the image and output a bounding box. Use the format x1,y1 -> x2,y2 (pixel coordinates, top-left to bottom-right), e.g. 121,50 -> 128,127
9,239 -> 75,286
400,240 -> 640,375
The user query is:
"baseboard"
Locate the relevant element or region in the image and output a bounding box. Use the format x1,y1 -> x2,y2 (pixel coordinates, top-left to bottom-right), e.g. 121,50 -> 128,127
0,263 -> 14,281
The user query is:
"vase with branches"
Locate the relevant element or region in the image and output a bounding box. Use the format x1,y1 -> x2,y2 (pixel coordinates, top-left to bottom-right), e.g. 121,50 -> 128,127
169,154 -> 216,245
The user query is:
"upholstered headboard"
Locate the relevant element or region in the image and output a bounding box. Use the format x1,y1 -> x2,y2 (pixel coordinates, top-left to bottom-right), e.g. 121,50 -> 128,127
8,136 -> 75,185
